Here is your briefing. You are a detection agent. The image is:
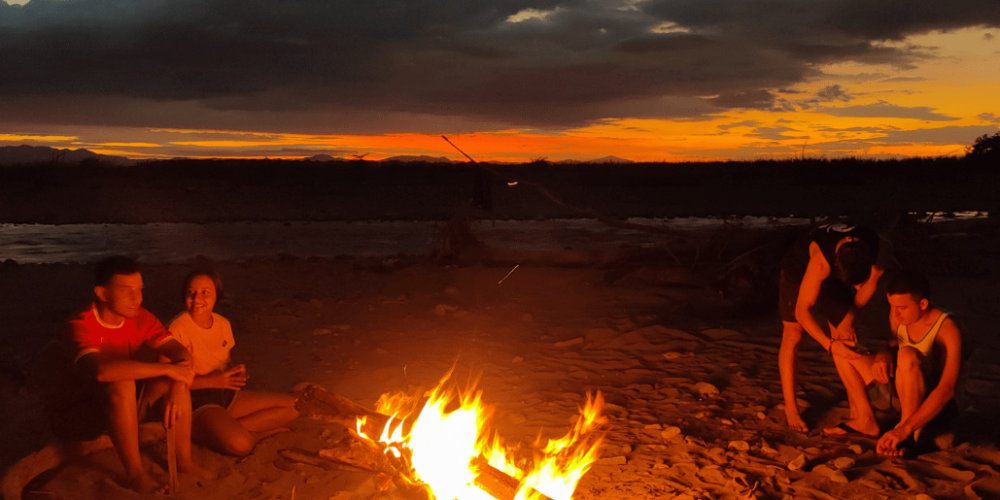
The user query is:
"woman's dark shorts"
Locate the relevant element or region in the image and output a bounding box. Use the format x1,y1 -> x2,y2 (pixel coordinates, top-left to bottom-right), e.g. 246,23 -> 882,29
190,388 -> 238,414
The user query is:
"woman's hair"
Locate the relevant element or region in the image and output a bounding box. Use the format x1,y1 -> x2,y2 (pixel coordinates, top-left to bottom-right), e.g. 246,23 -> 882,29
181,267 -> 224,302
885,269 -> 930,301
833,240 -> 873,286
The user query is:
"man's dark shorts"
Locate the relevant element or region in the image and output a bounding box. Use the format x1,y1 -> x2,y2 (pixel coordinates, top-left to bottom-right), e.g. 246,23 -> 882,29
778,270 -> 857,325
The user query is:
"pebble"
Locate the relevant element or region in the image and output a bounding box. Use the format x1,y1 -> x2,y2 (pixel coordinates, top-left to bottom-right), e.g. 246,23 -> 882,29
756,412 -> 766,420
661,426 -> 682,440
720,419 -> 734,426
848,444 -> 863,454
506,413 -> 526,425
644,423 -> 663,430
663,352 -> 684,360
788,454 -> 807,471
813,464 -> 849,483
831,457 -> 855,470
594,456 -> 627,466
728,441 -> 750,451
693,382 -> 720,397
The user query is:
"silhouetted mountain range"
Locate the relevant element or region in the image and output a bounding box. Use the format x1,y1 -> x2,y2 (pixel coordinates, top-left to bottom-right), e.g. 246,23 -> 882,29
0,145 -> 135,166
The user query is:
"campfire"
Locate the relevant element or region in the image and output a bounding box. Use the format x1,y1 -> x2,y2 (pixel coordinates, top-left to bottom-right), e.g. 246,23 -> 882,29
294,370 -> 606,500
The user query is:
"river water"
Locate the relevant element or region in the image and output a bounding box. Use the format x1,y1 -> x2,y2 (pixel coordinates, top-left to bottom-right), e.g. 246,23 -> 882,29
0,217 -> 815,264
1,212 -> 985,264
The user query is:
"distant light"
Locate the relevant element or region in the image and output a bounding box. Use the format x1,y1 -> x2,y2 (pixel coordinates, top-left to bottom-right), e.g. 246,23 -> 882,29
507,181 -> 518,187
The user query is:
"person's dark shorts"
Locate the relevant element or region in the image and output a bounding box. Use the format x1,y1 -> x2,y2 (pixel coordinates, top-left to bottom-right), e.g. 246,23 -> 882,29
778,270 -> 857,325
190,388 -> 238,414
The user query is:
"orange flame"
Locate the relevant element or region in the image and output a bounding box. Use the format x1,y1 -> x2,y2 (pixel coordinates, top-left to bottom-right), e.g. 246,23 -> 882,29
355,370 -> 605,500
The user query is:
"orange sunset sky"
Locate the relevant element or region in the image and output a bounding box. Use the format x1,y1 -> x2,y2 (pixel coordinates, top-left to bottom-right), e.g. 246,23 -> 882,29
1,0 -> 998,163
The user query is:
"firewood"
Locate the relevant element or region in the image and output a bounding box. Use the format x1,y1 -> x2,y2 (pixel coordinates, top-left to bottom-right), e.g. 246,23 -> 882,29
278,448 -> 374,473
295,384 -> 391,437
472,458 -> 554,500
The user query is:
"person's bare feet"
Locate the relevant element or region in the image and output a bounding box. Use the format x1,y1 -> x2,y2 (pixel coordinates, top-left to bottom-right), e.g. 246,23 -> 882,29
125,471 -> 167,494
823,419 -> 880,437
785,412 -> 809,433
179,461 -> 216,482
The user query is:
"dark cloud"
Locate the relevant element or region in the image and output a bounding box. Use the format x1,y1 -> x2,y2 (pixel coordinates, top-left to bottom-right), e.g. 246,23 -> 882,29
1,0 -> 996,131
818,101 -> 959,121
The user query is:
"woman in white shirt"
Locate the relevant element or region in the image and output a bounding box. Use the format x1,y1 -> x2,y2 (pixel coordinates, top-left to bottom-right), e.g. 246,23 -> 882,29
169,269 -> 299,456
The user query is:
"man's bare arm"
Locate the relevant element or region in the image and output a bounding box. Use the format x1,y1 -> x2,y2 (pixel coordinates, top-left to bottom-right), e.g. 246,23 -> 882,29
794,243 -> 834,350
155,338 -> 193,366
78,352 -> 193,385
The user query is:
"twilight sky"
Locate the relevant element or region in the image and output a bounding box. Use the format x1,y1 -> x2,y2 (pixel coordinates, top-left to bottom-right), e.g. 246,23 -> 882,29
1,0 -> 998,162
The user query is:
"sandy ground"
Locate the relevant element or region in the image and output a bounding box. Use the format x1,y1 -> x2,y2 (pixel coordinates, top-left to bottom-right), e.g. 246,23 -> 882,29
2,220 -> 1000,500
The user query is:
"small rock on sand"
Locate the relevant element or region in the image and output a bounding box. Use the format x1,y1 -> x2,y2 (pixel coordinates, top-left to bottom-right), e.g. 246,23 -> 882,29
831,457 -> 855,469
813,464 -> 848,483
663,352 -> 683,360
700,328 -> 740,340
594,456 -> 627,466
693,382 -> 720,397
788,454 -> 807,471
661,426 -> 682,440
728,441 -> 749,451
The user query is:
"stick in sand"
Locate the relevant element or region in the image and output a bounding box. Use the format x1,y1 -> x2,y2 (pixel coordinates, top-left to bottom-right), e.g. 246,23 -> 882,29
165,424 -> 179,495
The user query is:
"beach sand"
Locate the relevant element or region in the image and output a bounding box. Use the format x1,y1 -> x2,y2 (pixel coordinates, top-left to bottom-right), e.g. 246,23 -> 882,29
2,219 -> 1000,500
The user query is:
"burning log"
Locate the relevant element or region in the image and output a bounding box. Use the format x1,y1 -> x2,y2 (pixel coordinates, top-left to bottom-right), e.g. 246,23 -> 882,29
298,383 -> 602,500
296,385 -> 558,500
472,458 -> 554,500
295,384 -> 391,437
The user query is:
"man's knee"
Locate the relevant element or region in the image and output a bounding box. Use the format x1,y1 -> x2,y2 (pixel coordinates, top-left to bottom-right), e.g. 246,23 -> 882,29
896,347 -> 924,378
106,380 -> 137,405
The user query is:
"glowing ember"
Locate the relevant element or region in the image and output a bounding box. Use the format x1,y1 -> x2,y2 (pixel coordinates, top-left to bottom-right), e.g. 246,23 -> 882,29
355,370 -> 606,500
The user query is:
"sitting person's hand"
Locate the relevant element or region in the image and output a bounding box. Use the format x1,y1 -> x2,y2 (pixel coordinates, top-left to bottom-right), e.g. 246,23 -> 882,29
212,364 -> 247,390
163,381 -> 189,429
166,363 -> 195,386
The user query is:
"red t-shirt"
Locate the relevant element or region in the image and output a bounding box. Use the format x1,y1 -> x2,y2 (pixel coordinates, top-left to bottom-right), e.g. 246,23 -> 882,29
68,303 -> 174,364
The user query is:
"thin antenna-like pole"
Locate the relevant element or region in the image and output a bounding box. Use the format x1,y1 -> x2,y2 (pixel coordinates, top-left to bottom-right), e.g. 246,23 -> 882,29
442,135 -> 478,163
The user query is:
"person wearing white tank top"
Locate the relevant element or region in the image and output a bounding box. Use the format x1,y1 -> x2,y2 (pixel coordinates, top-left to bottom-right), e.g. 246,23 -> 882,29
822,270 -> 963,457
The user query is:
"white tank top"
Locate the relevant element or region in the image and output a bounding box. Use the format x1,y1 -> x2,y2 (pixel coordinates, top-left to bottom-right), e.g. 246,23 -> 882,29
896,311 -> 948,356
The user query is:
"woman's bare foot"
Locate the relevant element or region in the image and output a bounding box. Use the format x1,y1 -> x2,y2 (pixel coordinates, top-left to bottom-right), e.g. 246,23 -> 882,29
126,471 -> 167,494
179,461 -> 217,482
253,427 -> 290,442
785,412 -> 809,433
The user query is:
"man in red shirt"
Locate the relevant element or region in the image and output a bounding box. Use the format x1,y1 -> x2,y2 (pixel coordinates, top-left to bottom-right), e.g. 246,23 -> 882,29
68,256 -> 212,493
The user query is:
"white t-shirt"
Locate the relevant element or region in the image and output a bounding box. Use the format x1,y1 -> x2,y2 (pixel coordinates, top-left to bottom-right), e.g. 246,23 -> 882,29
167,312 -> 235,376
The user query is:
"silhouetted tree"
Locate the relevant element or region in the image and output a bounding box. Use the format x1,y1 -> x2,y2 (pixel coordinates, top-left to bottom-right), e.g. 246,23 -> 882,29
966,131 -> 1000,159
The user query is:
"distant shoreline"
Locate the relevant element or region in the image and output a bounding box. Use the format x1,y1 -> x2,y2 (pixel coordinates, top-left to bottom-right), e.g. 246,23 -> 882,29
1,157 -> 996,225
